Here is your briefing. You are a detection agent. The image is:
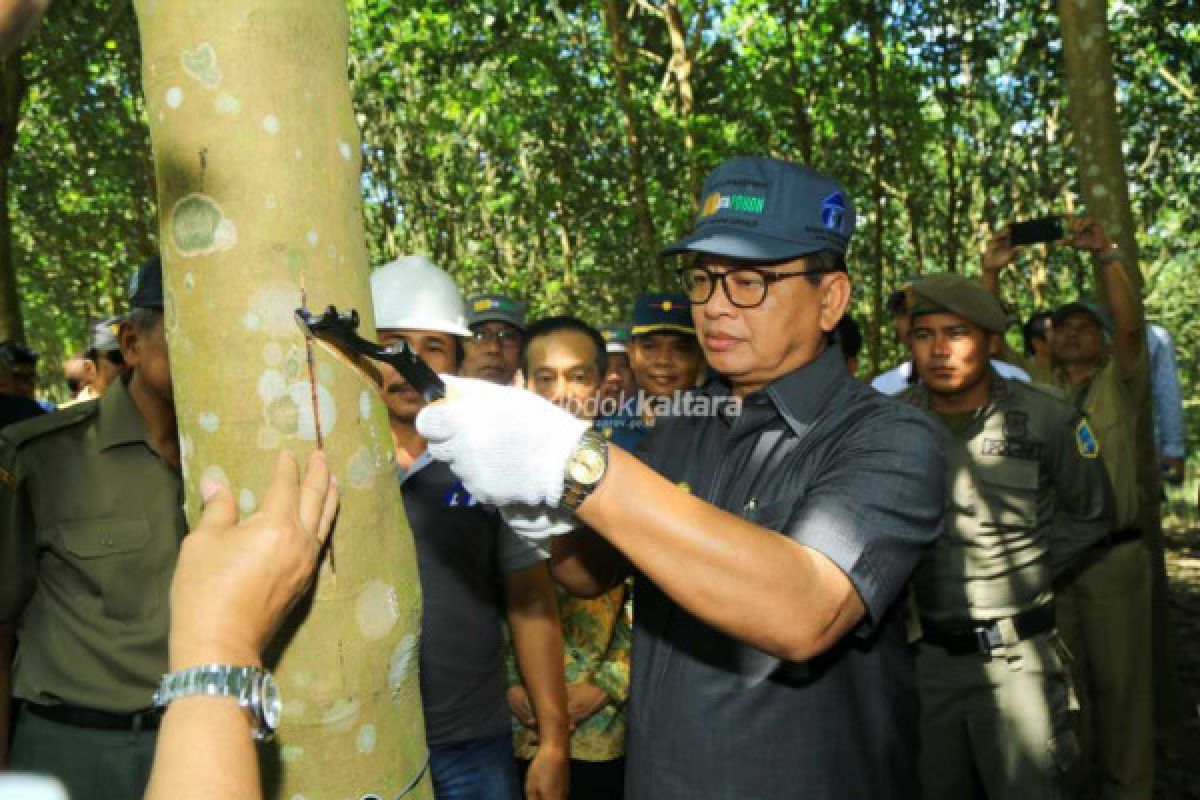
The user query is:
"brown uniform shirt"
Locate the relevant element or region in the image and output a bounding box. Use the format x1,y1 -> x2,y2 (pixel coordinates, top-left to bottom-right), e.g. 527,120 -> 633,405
0,378 -> 185,712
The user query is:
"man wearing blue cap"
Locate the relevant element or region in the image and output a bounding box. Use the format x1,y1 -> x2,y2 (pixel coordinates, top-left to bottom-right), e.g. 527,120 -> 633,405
414,157 -> 944,798
628,292 -> 704,405
0,256 -> 184,799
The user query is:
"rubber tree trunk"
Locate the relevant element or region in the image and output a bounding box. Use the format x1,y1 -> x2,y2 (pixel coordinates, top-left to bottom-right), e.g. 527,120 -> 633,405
0,52 -> 27,342
134,2 -> 431,797
1058,0 -> 1140,281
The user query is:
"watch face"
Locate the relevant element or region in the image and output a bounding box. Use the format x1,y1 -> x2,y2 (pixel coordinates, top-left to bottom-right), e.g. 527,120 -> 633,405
569,447 -> 606,484
260,673 -> 282,731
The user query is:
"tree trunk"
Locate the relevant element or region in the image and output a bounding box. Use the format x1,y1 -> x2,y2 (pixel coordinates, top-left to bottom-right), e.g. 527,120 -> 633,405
864,0 -> 885,375
1058,0 -> 1140,283
0,52 -> 27,342
1059,0 -> 1142,384
778,0 -> 814,163
663,0 -> 699,208
134,2 -> 431,798
602,0 -> 659,284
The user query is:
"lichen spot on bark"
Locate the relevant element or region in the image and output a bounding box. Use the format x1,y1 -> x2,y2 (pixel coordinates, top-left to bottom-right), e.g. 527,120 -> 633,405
180,44 -> 221,89
356,580 -> 400,641
171,194 -> 237,257
322,698 -> 361,733
165,87 -> 183,109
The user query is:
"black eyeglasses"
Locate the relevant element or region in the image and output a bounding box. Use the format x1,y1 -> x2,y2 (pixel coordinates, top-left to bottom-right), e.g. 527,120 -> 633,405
470,328 -> 522,348
678,264 -> 836,309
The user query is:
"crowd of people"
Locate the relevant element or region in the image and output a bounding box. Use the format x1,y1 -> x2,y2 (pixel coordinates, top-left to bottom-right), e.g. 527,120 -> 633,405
0,155 -> 1192,800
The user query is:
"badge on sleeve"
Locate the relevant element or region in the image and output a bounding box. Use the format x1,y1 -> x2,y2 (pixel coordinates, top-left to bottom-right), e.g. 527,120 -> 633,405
1075,419 -> 1099,459
0,466 -> 14,488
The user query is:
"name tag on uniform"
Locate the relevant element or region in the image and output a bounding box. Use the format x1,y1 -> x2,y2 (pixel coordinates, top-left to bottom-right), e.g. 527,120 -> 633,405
982,438 -> 1041,460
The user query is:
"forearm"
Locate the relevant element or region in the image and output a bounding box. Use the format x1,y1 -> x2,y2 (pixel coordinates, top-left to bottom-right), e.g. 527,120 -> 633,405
577,447 -> 861,661
549,528 -> 628,598
507,575 -> 570,751
1095,259 -> 1145,362
144,697 -> 259,800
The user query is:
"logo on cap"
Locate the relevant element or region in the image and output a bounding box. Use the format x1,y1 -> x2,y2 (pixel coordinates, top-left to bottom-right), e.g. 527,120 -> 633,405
699,192 -> 766,219
821,193 -> 846,232
472,298 -> 494,312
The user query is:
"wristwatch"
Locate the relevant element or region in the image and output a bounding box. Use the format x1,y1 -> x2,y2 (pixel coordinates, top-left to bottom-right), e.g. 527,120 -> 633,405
561,429 -> 609,511
153,664 -> 282,741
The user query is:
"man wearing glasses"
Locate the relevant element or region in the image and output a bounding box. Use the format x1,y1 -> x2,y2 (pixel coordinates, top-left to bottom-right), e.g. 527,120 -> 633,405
417,157 -> 944,798
463,294 -> 526,386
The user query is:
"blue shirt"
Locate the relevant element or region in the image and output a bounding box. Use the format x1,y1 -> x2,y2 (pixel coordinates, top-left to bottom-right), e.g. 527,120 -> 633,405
1146,324 -> 1186,459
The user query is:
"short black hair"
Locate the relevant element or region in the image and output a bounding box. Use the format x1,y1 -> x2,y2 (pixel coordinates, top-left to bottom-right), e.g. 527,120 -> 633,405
521,316 -> 607,378
834,315 -> 862,360
1021,310 -> 1053,356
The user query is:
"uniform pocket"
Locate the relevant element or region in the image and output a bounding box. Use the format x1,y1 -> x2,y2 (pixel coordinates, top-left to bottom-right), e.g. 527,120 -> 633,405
974,457 -> 1038,529
58,517 -> 152,622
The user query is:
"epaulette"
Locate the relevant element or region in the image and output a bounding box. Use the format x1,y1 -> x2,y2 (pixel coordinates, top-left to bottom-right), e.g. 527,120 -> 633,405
0,399 -> 99,449
1010,380 -> 1068,403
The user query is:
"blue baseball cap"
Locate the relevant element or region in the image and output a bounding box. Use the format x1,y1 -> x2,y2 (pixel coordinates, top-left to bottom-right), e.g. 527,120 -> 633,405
631,293 -> 694,337
661,157 -> 856,262
129,256 -> 164,310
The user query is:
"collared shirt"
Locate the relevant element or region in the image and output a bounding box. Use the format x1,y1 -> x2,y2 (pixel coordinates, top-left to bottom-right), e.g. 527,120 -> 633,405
904,374 -> 1114,620
0,377 -> 185,712
398,451 -> 546,745
872,359 -> 1031,396
626,345 -> 944,799
1146,324 -> 1186,459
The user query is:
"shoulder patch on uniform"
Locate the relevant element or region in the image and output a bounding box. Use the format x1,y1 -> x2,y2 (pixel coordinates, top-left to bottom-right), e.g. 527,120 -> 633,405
0,400 -> 99,449
1075,418 -> 1099,459
0,466 -> 16,487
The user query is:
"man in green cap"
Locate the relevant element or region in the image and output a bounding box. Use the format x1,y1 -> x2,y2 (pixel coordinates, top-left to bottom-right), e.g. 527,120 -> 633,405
983,218 -> 1159,799
901,273 -> 1114,799
0,255 -> 184,799
463,293 -> 527,385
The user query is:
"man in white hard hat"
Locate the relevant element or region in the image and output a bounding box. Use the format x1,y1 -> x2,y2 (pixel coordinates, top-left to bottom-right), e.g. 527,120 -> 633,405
370,255 -> 569,800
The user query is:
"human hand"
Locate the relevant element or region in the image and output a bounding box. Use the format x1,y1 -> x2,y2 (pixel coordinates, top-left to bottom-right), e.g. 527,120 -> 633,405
566,683 -> 610,725
525,744 -> 569,800
168,450 -> 339,670
1064,216 -> 1114,254
507,685 -> 537,730
416,375 -> 590,507
982,228 -> 1017,273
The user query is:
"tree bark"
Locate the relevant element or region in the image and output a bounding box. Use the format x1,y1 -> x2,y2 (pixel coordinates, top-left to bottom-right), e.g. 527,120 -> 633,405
602,0 -> 659,283
0,52 -> 27,342
1058,0 -> 1140,283
864,0 -> 885,375
134,2 -> 431,797
662,0 -> 699,208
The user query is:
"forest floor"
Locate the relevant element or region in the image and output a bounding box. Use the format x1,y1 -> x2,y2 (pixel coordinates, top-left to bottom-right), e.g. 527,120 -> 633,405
1157,495 -> 1200,799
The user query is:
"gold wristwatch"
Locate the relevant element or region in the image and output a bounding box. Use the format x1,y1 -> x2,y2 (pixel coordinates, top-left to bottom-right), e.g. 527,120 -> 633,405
561,429 -> 609,511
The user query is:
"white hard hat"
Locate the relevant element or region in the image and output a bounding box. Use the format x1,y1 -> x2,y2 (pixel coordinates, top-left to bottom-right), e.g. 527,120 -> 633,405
370,254 -> 471,337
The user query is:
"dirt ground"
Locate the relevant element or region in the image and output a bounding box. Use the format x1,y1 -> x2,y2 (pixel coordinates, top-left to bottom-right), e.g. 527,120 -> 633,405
1157,503 -> 1200,799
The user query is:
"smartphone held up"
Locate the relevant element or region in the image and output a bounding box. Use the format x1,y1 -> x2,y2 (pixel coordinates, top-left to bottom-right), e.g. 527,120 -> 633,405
1008,215 -> 1065,246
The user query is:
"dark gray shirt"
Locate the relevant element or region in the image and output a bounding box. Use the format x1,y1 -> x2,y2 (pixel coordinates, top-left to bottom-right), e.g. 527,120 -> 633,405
627,345 -> 944,799
400,452 -> 545,745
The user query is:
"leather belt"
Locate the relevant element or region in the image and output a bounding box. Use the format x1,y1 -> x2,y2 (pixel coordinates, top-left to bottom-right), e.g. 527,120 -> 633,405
921,603 -> 1056,656
1094,526 -> 1142,549
24,702 -> 162,732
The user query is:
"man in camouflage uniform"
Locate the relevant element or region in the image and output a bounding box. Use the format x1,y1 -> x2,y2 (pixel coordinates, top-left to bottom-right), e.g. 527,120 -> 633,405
902,274 -> 1114,799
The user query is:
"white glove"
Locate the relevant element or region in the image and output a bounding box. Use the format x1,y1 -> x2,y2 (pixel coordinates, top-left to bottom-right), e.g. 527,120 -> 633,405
502,503 -> 578,541
416,375 -> 590,507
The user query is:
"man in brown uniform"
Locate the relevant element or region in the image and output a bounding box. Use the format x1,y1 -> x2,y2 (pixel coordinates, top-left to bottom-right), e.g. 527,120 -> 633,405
983,218 -> 1156,799
0,257 -> 184,800
901,274 -> 1114,799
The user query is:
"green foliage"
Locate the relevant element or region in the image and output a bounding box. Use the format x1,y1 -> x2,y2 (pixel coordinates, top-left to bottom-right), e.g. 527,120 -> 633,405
3,0 -> 1198,451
